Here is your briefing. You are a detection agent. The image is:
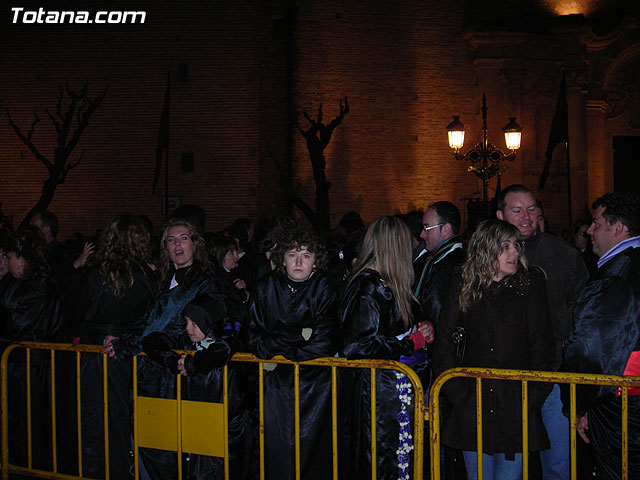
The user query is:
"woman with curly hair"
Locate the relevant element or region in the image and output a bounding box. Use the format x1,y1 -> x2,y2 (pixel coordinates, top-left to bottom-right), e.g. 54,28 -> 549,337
105,217 -> 228,479
1,226 -> 64,471
432,219 -> 554,480
248,227 -> 340,480
339,216 -> 432,480
74,213 -> 157,479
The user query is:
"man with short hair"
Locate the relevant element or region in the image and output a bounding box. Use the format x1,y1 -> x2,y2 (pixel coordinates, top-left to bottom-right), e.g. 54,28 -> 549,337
563,192 -> 640,479
414,201 -> 465,479
29,209 -> 94,273
414,201 -> 464,383
497,184 -> 588,480
415,201 -> 464,326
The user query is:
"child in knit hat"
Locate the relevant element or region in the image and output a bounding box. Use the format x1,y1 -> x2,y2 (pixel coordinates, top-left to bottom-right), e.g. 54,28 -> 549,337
142,294 -> 250,480
143,294 -> 231,376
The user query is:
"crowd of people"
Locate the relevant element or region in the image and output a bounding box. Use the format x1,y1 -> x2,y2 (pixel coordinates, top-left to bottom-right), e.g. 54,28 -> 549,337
0,185 -> 639,480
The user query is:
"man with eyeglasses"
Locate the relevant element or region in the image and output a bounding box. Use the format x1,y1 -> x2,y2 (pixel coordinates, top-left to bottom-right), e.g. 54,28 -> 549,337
497,184 -> 588,480
414,201 -> 464,372
413,201 -> 465,479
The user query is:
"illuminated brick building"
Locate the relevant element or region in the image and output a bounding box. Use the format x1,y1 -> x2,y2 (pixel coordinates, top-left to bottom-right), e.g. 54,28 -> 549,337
0,0 -> 638,236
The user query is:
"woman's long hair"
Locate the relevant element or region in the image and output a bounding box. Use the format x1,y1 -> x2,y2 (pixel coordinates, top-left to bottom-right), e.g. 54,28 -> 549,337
351,216 -> 416,328
6,226 -> 51,281
459,219 -> 528,312
159,217 -> 211,285
96,214 -> 151,297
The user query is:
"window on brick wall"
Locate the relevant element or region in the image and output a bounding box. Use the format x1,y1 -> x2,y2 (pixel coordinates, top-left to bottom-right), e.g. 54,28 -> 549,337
182,152 -> 194,173
178,63 -> 188,83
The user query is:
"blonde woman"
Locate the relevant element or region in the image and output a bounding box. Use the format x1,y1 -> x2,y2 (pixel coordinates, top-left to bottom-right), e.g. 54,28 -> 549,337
340,216 -> 433,480
106,217 -> 225,480
433,219 -> 554,480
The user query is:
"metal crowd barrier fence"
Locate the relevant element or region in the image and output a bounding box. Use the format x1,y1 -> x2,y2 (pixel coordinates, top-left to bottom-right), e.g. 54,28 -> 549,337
231,352 -> 425,480
0,342 -> 425,480
429,367 -> 640,480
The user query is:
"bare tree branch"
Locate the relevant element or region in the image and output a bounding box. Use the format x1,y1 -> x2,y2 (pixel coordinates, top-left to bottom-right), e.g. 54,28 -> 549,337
59,150 -> 84,184
6,109 -> 52,171
291,98 -> 350,237
327,97 -> 349,131
292,195 -> 315,223
6,81 -> 107,227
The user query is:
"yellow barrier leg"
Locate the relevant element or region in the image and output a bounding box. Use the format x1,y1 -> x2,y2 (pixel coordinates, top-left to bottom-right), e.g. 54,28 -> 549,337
331,366 -> 338,480
103,354 -> 110,480
259,362 -> 265,480
76,351 -> 83,478
133,356 -> 139,480
622,388 -> 628,480
570,383 -> 576,480
27,348 -> 32,469
475,378 -> 482,480
522,380 -> 528,480
370,368 -> 376,480
294,364 -> 300,480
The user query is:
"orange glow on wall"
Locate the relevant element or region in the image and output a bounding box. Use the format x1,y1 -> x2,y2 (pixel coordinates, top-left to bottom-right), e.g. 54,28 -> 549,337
541,0 -> 596,16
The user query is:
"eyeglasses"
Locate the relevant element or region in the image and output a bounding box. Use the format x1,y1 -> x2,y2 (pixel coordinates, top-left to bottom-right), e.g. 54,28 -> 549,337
422,223 -> 444,232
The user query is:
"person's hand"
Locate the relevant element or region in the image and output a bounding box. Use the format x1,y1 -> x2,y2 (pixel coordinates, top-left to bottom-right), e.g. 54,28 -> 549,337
102,334 -> 118,358
73,242 -> 95,269
177,354 -> 188,376
233,278 -> 246,290
417,321 -> 435,344
577,413 -> 590,444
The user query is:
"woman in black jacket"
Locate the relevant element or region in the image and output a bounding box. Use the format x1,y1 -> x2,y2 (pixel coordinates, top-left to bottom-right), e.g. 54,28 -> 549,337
432,219 -> 554,480
2,227 -> 63,470
248,228 -> 340,480
75,214 -> 157,479
105,217 -> 225,479
340,216 -> 432,480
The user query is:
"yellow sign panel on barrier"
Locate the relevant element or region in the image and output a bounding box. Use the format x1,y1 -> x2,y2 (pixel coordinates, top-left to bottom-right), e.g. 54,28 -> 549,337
181,400 -> 226,457
136,396 -> 226,457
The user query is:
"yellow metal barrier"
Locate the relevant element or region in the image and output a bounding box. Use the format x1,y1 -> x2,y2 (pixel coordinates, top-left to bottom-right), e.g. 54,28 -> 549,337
429,367 -> 640,480
131,355 -> 229,480
1,343 -> 425,480
231,353 -> 425,480
0,342 -> 231,480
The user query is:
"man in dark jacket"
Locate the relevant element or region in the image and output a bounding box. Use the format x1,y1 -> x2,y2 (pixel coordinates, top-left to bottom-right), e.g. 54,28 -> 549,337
414,201 -> 465,479
563,192 -> 640,480
414,201 -> 464,386
497,184 -> 588,480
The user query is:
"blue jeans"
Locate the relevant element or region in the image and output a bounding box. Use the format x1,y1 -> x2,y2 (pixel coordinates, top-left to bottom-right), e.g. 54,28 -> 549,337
540,384 -> 570,480
463,451 -> 522,480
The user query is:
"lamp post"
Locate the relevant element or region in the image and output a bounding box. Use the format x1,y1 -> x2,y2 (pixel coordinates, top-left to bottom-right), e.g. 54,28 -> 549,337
447,94 -> 522,203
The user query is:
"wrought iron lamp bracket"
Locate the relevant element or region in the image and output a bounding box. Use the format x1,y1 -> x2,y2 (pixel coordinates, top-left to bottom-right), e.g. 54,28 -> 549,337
454,142 -> 515,181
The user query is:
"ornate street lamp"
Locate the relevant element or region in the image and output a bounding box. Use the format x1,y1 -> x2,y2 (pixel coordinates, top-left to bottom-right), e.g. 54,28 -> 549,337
447,94 -> 522,202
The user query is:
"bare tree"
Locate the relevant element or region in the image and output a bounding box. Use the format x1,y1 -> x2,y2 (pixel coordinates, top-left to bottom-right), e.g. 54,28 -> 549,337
289,97 -> 349,238
6,82 -> 107,228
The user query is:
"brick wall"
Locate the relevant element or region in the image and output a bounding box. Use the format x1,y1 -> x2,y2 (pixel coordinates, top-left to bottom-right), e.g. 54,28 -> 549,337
0,1 -> 268,237
290,0 -> 477,228
0,0 -> 614,239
